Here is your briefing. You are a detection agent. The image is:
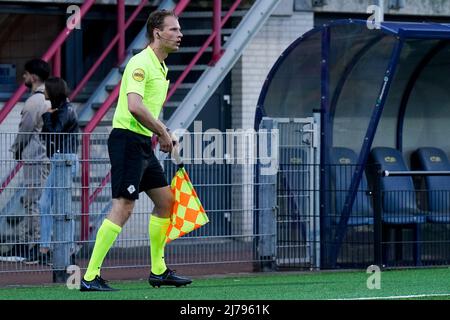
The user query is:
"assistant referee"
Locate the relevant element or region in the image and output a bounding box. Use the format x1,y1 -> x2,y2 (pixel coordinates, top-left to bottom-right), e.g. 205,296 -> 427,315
80,9 -> 190,291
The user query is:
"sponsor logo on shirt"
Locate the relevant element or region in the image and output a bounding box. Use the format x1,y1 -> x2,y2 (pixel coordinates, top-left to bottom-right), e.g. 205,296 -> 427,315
132,68 -> 145,82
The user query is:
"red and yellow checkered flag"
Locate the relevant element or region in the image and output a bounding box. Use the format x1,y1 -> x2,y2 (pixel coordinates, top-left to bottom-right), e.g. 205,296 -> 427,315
165,165 -> 209,243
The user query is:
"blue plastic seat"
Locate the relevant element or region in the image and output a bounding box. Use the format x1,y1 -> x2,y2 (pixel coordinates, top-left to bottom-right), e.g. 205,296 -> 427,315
330,147 -> 374,226
370,147 -> 426,266
412,147 -> 450,223
370,147 -> 427,224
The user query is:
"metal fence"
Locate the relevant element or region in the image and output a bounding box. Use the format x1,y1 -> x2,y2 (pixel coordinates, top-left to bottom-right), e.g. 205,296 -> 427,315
2,128 -> 450,283
261,118 -> 320,270
0,130 -> 277,280
373,170 -> 450,268
262,117 -> 450,270
323,164 -> 450,269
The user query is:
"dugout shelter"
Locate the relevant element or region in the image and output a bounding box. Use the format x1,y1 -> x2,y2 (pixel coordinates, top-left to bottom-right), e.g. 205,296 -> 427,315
255,19 -> 450,268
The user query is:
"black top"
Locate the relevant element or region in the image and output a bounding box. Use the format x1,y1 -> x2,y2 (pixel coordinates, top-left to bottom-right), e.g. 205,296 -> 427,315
41,101 -> 80,158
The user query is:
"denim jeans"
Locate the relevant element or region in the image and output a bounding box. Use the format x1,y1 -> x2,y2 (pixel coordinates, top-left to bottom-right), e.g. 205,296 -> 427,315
39,153 -> 78,249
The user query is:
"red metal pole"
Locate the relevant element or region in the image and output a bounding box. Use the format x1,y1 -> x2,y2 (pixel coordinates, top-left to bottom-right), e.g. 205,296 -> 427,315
174,0 -> 191,15
0,85 -> 27,123
81,134 -> 91,241
84,83 -> 121,134
0,162 -> 22,195
80,83 -> 121,240
69,0 -> 147,101
211,0 -> 223,65
89,172 -> 111,205
80,0 -> 192,240
41,0 -> 95,62
0,0 -> 95,125
117,0 -> 125,65
53,47 -> 61,77
167,0 -> 241,102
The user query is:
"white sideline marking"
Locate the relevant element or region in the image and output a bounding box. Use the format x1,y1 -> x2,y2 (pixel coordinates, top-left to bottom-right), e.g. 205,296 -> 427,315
333,293 -> 450,300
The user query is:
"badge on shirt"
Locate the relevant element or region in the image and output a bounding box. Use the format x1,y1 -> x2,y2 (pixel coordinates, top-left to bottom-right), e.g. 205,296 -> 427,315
132,68 -> 145,82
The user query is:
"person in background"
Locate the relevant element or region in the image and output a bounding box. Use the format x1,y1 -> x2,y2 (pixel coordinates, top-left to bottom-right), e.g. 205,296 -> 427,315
9,59 -> 50,264
39,77 -> 80,265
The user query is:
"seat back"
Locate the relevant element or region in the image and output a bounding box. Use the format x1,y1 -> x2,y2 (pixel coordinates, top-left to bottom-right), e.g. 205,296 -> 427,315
330,147 -> 373,222
412,147 -> 450,212
369,147 -> 418,213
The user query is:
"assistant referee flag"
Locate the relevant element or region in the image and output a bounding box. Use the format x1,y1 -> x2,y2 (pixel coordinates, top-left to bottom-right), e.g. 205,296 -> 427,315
165,164 -> 209,243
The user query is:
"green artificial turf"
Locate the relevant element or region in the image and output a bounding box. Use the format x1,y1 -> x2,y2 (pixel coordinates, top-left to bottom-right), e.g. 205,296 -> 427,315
1,267 -> 450,300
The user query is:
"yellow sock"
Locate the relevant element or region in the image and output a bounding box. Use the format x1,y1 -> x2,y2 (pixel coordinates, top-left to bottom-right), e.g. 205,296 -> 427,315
84,219 -> 122,281
149,215 -> 170,275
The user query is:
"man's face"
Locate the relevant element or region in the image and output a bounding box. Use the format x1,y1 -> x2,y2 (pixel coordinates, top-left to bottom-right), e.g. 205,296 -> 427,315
23,71 -> 34,88
157,16 -> 183,53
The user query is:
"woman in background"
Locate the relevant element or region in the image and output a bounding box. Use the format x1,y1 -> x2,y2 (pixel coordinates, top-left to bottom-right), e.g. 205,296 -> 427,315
39,77 -> 79,266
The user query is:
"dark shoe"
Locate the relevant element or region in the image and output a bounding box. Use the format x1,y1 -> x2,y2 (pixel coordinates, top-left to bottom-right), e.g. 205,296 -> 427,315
23,245 -> 39,265
148,268 -> 192,288
38,251 -> 53,266
80,275 -> 119,292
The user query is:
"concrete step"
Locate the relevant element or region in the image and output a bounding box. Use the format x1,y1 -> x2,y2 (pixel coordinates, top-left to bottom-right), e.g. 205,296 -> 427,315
181,28 -> 234,36
72,195 -> 111,203
169,82 -> 195,90
180,10 -> 247,18
105,84 -> 119,92
73,175 -> 110,184
168,64 -> 208,71
164,100 -> 181,108
133,46 -> 213,55
91,102 -> 117,110
79,118 -> 112,127
177,46 -> 213,53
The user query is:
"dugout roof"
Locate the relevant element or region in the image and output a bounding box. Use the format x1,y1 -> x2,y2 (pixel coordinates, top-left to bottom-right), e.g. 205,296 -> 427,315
254,19 -> 450,269
255,19 -> 450,156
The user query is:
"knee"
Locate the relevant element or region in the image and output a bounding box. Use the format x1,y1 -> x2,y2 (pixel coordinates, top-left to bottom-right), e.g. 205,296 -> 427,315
124,204 -> 134,219
158,193 -> 175,213
109,198 -> 135,226
120,200 -> 135,218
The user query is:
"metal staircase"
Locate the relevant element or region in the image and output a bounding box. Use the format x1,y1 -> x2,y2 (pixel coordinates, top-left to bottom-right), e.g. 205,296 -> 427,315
77,4 -> 249,129
0,0 -> 283,242
167,0 -> 281,131
76,3 -> 250,239
76,0 -> 282,240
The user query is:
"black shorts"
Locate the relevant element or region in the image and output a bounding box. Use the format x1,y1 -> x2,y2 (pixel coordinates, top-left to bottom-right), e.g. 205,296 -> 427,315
108,128 -> 168,200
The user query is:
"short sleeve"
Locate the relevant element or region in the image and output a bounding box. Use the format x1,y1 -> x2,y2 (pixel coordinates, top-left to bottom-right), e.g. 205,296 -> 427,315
125,58 -> 148,97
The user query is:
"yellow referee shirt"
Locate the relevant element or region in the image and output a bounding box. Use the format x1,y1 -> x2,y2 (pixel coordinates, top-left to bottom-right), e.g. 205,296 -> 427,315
113,46 -> 169,137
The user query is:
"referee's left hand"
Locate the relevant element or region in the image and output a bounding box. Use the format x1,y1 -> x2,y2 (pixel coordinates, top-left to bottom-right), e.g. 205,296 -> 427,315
170,132 -> 179,147
158,131 -> 173,153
